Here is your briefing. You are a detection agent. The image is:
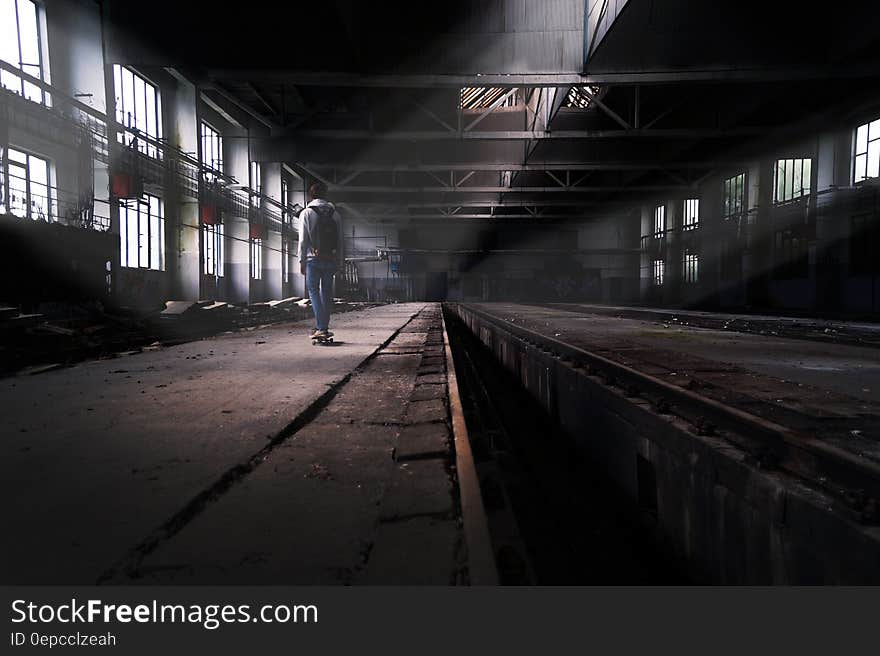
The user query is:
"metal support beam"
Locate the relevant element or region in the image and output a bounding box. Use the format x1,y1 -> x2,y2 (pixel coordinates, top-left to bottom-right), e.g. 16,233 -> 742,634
283,128 -> 765,141
464,88 -> 519,132
328,184 -> 692,194
202,83 -> 278,130
338,170 -> 363,186
410,98 -> 457,133
577,86 -> 631,129
247,82 -> 279,117
205,66 -> 880,87
456,171 -> 476,187
425,170 -> 452,188
545,171 -> 568,188
291,162 -> 332,186
295,161 -> 733,172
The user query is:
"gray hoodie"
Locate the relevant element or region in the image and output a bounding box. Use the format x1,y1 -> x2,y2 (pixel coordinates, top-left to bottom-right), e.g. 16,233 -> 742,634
297,198 -> 344,267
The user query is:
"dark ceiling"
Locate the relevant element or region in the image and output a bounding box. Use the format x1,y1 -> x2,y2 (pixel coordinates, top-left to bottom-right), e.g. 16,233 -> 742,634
103,0 -> 880,223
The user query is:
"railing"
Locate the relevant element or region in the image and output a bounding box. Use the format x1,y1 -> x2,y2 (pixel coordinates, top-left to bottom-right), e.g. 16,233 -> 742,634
1,60 -> 297,239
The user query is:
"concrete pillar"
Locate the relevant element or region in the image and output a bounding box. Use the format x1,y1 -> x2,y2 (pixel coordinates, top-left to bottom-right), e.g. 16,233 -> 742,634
176,200 -> 200,300
227,218 -> 250,304
263,163 -> 283,299
265,229 -> 282,299
170,73 -> 200,300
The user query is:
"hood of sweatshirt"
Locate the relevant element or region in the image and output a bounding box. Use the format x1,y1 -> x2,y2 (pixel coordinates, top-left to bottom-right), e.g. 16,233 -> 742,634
307,198 -> 335,211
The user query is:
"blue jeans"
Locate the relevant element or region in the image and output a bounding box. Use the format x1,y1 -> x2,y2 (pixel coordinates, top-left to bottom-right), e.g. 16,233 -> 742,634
306,259 -> 336,331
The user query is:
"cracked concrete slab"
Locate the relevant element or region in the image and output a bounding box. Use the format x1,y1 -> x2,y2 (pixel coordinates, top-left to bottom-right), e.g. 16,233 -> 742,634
0,303 -> 427,583
379,459 -> 455,521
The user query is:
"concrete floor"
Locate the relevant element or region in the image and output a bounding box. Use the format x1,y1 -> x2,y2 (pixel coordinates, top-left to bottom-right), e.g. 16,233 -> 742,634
470,303 -> 880,461
0,303 -> 461,584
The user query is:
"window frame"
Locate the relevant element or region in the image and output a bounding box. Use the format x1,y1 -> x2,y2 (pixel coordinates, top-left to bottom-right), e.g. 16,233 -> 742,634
682,198 -> 700,231
249,161 -> 261,207
119,193 -> 165,271
722,172 -> 746,219
113,64 -> 163,159
682,251 -> 699,284
773,157 -> 812,205
200,121 -> 223,178
652,259 -> 665,286
202,222 -> 225,277
281,172 -> 291,225
251,237 -> 262,280
853,118 -> 880,184
3,146 -> 53,220
0,0 -> 50,105
653,204 -> 666,237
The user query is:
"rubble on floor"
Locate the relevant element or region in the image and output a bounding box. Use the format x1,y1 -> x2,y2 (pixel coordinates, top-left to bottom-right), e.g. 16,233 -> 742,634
0,298 -> 382,377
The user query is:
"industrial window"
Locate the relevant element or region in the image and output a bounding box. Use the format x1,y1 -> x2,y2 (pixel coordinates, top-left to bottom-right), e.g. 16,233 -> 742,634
113,65 -> 162,158
682,199 -> 700,231
281,174 -> 291,224
774,158 -> 812,204
773,229 -> 809,280
203,223 -> 224,276
200,121 -> 223,177
850,214 -> 880,275
722,173 -> 746,218
0,0 -> 49,105
459,87 -> 517,109
853,118 -> 880,184
251,238 -> 262,280
119,194 -> 164,271
653,259 -> 665,286
249,161 -> 261,207
3,147 -> 52,220
653,204 -> 666,236
682,252 -> 699,283
564,86 -> 600,109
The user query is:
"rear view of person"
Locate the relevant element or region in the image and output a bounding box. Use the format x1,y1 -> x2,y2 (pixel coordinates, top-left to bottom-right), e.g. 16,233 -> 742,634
298,181 -> 343,340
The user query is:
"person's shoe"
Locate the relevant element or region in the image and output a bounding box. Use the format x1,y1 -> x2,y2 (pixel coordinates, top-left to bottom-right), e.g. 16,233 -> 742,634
309,329 -> 323,339
323,329 -> 334,337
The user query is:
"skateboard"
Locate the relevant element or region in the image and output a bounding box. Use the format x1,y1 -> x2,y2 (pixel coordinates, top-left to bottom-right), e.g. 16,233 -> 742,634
311,334 -> 334,346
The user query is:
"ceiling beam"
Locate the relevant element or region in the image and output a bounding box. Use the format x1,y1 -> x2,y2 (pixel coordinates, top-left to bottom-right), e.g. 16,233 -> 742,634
409,98 -> 457,133
576,86 -> 631,129
340,199 -> 631,208
205,65 -> 880,88
247,82 -> 280,117
363,218 -> 604,221
279,128 -> 765,141
328,184 -> 693,194
295,162 -> 731,172
202,83 -> 279,130
464,88 -> 519,131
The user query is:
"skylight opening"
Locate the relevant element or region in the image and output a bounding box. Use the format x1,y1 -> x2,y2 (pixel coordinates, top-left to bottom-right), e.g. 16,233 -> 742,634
564,86 -> 601,109
459,87 -> 517,110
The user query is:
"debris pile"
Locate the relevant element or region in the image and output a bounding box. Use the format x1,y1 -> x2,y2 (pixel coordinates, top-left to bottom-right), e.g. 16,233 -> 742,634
0,297 -> 381,377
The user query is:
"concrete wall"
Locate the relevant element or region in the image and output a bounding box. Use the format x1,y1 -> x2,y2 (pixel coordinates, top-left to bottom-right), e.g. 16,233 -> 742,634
635,120 -> 880,316
343,219 -> 639,303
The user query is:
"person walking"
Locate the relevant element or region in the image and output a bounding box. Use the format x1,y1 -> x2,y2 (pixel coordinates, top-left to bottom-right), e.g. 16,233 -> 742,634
298,181 -> 343,340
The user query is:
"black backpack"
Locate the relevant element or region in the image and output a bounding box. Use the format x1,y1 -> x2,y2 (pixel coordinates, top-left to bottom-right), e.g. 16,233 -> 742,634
310,204 -> 339,260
